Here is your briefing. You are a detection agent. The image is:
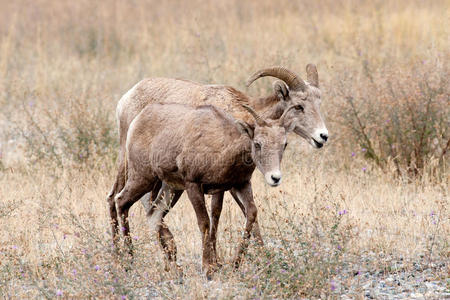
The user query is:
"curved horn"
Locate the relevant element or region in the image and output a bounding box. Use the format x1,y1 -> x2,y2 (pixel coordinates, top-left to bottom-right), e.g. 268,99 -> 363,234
246,66 -> 306,91
241,104 -> 268,127
306,64 -> 319,87
279,104 -> 300,125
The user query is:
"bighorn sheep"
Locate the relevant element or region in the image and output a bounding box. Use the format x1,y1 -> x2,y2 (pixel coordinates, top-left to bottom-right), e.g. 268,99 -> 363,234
115,102 -> 297,276
107,65 -> 328,263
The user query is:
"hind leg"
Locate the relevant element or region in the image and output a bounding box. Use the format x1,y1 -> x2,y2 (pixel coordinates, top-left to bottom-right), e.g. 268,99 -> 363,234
147,183 -> 183,268
139,180 -> 162,215
107,186 -> 119,246
146,182 -> 170,234
115,175 -> 154,256
107,150 -> 127,246
159,189 -> 183,263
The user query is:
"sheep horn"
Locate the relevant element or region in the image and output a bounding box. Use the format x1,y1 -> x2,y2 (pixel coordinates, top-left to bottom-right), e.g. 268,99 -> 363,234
306,64 -> 319,87
241,104 -> 268,127
246,66 -> 306,91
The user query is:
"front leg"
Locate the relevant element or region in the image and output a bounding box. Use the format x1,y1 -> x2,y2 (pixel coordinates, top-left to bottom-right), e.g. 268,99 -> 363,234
231,181 -> 258,267
229,189 -> 264,246
185,182 -> 214,279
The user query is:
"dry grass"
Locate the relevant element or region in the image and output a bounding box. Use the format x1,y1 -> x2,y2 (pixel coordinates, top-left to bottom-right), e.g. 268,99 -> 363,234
0,0 -> 448,298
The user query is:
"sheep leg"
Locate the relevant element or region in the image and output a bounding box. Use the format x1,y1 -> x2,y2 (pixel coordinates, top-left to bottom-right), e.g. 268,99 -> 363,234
157,189 -> 183,273
231,182 -> 257,268
146,181 -> 167,233
107,150 -> 127,247
146,181 -> 184,268
159,190 -> 183,261
185,182 -> 215,279
107,186 -> 120,247
116,176 -> 154,256
229,189 -> 264,245
209,192 -> 224,266
147,183 -> 181,266
139,179 -> 162,215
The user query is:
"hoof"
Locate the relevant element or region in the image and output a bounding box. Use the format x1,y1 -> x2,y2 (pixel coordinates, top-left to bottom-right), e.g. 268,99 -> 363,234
123,260 -> 133,272
233,258 -> 242,269
174,276 -> 184,285
175,267 -> 184,284
203,265 -> 216,281
205,271 -> 213,281
165,261 -> 183,280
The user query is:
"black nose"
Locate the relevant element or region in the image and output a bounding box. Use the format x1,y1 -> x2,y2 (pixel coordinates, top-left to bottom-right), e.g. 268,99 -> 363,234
271,175 -> 280,183
320,133 -> 328,141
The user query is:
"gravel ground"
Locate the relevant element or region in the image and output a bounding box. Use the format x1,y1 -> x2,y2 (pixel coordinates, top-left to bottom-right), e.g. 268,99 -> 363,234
134,252 -> 448,299
332,252 -> 449,299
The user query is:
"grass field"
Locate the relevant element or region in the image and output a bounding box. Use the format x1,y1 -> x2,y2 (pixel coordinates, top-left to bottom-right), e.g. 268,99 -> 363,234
0,0 -> 448,298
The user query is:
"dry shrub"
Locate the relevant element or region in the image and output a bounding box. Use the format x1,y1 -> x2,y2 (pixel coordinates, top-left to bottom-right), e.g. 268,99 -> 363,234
336,60 -> 449,179
7,91 -> 117,167
0,170 -> 355,298
236,185 -> 354,298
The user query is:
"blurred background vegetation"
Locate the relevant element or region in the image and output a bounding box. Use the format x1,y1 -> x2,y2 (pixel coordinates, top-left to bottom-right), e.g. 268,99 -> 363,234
0,1 -> 448,298
0,0 -> 448,179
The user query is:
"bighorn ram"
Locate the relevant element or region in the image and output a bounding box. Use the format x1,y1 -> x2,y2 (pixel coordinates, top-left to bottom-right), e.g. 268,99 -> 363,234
107,65 -> 328,263
115,102 -> 297,276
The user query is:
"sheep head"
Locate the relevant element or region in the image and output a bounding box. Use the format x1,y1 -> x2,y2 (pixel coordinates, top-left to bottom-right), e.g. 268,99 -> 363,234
235,104 -> 297,187
246,65 -> 329,149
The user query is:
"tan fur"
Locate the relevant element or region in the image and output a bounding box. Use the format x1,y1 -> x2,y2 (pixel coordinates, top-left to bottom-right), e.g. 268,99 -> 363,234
115,103 -> 291,276
106,65 -> 329,273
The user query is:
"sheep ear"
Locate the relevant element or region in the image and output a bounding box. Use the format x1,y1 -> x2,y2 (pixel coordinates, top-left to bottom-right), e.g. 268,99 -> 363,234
235,120 -> 254,139
273,80 -> 289,101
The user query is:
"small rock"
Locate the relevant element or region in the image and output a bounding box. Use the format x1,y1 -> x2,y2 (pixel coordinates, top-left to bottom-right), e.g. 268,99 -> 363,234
410,293 -> 424,299
365,291 -> 374,299
436,285 -> 446,291
424,282 -> 436,289
418,287 -> 427,294
362,281 -> 372,289
377,293 -> 391,299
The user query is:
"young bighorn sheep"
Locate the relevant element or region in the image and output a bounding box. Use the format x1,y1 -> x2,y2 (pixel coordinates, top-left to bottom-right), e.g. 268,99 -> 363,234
107,65 -> 328,258
115,103 -> 297,276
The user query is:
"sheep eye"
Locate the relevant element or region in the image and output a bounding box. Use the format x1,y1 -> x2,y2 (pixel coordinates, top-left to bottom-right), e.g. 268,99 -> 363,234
295,105 -> 304,111
254,142 -> 261,150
